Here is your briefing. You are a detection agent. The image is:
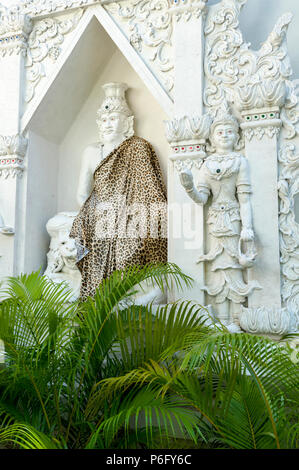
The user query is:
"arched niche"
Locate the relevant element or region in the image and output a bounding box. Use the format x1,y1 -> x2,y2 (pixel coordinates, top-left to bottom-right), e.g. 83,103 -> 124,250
19,9 -> 172,274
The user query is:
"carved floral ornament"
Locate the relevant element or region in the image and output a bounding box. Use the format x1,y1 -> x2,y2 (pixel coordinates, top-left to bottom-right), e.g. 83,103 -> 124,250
165,113 -> 212,168
104,0 -> 175,94
104,0 -> 206,95
165,113 -> 212,144
0,134 -> 28,178
0,2 -> 86,61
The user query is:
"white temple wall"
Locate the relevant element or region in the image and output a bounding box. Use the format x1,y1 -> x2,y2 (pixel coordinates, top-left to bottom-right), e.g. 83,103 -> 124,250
0,179 -> 17,277
58,46 -> 169,213
21,131 -> 59,273
0,0 -> 298,335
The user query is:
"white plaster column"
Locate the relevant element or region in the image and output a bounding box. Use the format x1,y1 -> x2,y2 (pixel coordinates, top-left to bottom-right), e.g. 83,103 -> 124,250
239,108 -> 292,335
0,8 -> 32,277
166,0 -> 208,303
241,108 -> 282,307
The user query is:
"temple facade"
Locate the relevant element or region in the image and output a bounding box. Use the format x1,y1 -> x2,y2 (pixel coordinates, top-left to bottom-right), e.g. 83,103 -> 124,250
0,0 -> 299,336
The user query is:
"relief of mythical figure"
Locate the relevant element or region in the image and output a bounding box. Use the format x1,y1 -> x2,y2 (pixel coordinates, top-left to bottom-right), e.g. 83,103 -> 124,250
70,82 -> 167,300
179,108 -> 261,326
44,212 -> 81,302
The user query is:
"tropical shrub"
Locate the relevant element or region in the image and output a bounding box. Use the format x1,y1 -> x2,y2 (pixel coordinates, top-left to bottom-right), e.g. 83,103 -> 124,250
0,265 -> 298,449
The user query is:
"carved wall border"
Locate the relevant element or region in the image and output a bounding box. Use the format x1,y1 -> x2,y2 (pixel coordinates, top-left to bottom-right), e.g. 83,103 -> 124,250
0,1 -> 101,19
278,143 -> 299,332
103,0 -> 174,95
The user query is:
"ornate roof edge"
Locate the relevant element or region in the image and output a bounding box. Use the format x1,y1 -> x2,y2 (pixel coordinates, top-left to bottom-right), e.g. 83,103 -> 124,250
0,0 -> 117,20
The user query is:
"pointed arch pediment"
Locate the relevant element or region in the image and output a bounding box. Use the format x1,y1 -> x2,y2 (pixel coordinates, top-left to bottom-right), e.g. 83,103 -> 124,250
21,4 -> 173,140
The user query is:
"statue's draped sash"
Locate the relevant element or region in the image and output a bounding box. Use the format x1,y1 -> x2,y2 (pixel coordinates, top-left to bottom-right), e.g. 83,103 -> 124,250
70,136 -> 167,299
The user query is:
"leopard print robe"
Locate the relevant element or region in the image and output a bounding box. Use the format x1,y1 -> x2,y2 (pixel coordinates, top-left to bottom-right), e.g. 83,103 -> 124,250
70,136 -> 167,299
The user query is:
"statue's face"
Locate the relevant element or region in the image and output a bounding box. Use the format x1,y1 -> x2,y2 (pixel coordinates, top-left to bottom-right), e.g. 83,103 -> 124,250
212,123 -> 238,152
100,112 -> 127,143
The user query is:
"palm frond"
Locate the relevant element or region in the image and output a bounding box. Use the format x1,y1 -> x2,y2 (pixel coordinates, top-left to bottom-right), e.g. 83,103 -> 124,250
93,386 -> 201,449
0,423 -> 61,449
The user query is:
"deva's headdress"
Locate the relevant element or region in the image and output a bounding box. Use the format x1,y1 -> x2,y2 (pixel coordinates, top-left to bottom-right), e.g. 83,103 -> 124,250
210,103 -> 239,136
97,82 -> 133,118
207,103 -> 242,152
96,82 -> 134,141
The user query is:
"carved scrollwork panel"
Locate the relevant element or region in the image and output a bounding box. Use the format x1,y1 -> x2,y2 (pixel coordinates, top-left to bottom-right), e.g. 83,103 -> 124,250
25,8 -> 84,103
103,0 -> 174,95
278,144 -> 299,331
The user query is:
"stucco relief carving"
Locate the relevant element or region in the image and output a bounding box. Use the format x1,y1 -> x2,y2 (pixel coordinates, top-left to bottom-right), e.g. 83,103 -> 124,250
25,8 -> 83,103
104,0 -> 174,94
170,0 -> 207,22
204,0 -> 299,139
203,0 -> 299,334
173,158 -> 203,172
165,114 -> 212,169
242,125 -> 281,142
0,134 -> 28,178
44,212 -> 81,302
0,1 -> 99,18
240,306 -> 292,336
165,114 -> 211,144
178,106 -> 261,327
278,144 -> 299,332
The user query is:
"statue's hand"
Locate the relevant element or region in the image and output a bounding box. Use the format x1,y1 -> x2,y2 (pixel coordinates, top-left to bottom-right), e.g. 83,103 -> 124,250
240,227 -> 254,242
179,169 -> 194,192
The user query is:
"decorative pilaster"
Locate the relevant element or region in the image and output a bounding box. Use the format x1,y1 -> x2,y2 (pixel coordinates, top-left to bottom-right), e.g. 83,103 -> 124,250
240,106 -> 282,314
0,8 -> 32,134
165,114 -> 211,306
0,8 -> 32,277
166,0 -> 207,303
171,0 -> 207,115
